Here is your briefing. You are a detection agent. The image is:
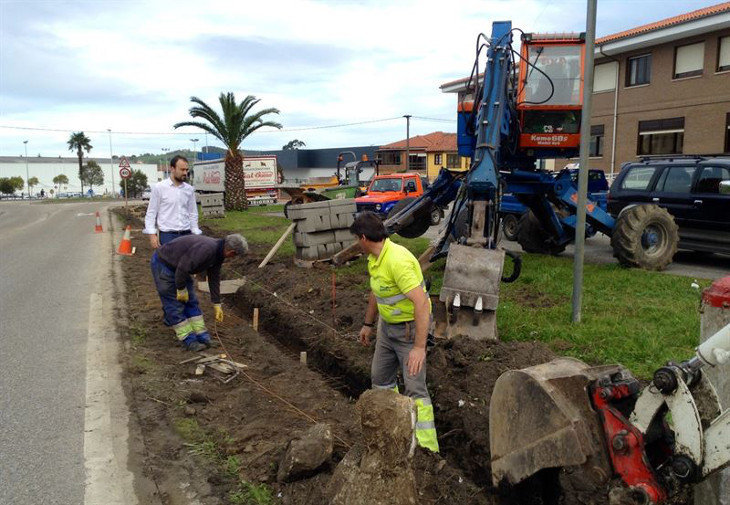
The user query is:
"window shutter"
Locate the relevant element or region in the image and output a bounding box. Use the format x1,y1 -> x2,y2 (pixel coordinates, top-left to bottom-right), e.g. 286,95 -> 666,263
593,62 -> 617,92
675,42 -> 704,75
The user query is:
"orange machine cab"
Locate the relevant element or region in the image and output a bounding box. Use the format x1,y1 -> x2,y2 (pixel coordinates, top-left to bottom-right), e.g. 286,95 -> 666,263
516,32 -> 585,153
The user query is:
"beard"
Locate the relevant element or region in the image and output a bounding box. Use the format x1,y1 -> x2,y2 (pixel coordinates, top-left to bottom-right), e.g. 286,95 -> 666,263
172,173 -> 187,184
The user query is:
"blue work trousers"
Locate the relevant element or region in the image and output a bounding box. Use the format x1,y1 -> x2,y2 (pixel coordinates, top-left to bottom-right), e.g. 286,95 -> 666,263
150,251 -> 207,341
159,229 -> 191,245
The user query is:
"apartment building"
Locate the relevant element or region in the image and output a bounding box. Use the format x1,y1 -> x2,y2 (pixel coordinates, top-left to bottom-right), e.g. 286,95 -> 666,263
440,3 -> 730,178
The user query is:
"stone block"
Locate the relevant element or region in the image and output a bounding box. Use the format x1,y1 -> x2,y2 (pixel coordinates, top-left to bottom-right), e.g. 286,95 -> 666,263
293,231 -> 336,247
295,213 -> 332,233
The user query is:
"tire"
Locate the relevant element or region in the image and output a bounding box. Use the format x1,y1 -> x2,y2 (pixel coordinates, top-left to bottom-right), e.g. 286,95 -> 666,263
387,198 -> 431,239
516,210 -> 566,255
430,206 -> 442,226
501,213 -> 520,241
611,204 -> 678,270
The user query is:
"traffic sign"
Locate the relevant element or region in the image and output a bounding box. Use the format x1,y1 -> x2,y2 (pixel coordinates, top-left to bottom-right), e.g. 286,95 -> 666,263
119,167 -> 132,179
118,156 -> 131,169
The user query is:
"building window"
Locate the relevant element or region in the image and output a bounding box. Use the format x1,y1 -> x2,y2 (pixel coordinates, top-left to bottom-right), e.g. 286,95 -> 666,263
674,42 -> 704,79
589,125 -> 604,157
593,62 -> 617,92
381,151 -> 401,165
446,154 -> 460,168
626,54 -> 651,87
637,117 -> 684,156
434,153 -> 442,165
719,36 -> 730,72
725,113 -> 730,153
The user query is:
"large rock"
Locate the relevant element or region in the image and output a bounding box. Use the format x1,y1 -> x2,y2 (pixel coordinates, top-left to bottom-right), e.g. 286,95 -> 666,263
277,423 -> 333,483
326,390 -> 417,505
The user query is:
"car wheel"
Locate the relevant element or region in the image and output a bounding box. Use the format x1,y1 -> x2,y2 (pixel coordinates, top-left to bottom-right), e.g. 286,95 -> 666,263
516,210 -> 566,256
501,213 -> 520,241
430,206 -> 442,226
611,204 -> 678,270
387,198 -> 431,238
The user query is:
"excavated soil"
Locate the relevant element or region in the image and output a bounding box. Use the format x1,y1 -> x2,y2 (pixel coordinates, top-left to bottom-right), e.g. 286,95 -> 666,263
115,206 -> 693,505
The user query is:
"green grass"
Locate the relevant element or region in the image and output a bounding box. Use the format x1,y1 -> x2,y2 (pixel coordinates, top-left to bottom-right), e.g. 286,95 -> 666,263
203,207 -> 710,379
229,482 -> 275,505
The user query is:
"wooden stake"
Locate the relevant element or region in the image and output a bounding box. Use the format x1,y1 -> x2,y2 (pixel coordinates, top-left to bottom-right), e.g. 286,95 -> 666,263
259,222 -> 296,268
253,308 -> 259,331
300,351 -> 307,365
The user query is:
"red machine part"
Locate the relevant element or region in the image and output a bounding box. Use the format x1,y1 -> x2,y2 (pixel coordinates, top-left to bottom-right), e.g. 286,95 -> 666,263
590,381 -> 668,504
702,276 -> 730,309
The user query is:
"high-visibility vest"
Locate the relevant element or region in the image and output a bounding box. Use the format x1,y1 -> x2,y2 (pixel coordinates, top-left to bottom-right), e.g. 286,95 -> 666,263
367,239 -> 430,323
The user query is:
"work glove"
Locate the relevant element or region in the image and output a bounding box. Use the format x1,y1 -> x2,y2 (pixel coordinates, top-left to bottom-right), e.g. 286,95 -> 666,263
214,304 -> 224,323
176,288 -> 189,302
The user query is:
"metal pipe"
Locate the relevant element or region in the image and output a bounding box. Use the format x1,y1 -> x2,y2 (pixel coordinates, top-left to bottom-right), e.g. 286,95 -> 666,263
571,0 -> 597,324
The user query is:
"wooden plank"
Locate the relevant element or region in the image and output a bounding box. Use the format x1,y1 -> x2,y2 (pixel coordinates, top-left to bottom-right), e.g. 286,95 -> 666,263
258,222 -> 296,268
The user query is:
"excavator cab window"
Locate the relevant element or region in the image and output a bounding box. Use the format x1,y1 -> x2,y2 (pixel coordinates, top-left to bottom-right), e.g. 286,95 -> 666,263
523,45 -> 582,106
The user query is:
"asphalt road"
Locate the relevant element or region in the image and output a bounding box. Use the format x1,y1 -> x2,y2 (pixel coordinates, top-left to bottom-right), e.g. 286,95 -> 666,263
0,201 -> 136,505
424,221 -> 730,281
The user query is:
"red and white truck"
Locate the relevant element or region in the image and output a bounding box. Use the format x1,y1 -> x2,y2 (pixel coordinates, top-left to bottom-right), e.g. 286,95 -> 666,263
190,156 -> 280,206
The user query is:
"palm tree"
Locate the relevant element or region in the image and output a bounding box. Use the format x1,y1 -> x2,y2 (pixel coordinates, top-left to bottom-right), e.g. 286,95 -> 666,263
174,93 -> 282,211
67,132 -> 92,195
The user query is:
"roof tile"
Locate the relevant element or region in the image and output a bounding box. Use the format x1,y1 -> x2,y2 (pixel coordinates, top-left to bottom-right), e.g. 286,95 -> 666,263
378,132 -> 457,152
597,2 -> 730,44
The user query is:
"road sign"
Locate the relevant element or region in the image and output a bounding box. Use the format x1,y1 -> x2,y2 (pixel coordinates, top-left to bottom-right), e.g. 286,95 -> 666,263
119,167 -> 132,179
118,156 -> 131,169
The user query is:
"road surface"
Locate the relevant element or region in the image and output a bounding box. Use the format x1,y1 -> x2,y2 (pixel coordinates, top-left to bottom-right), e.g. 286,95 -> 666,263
0,201 -> 138,505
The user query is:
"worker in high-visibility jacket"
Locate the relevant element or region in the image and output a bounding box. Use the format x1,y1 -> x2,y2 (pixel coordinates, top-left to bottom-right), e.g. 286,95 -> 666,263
351,211 -> 439,453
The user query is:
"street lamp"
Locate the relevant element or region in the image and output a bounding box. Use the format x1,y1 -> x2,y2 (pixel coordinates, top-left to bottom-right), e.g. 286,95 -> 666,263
403,115 -> 412,172
23,140 -> 29,199
107,129 -> 115,197
190,138 -> 198,164
161,148 -> 170,178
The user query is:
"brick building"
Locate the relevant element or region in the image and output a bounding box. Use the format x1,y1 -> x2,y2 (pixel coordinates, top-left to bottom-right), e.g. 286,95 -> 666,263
440,3 -> 730,178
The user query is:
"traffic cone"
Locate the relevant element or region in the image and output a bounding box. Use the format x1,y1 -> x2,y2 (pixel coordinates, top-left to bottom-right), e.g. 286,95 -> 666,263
94,211 -> 103,233
117,225 -> 135,256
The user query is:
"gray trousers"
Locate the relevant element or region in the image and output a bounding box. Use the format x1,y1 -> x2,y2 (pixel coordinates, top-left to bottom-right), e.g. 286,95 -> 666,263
371,317 -> 430,400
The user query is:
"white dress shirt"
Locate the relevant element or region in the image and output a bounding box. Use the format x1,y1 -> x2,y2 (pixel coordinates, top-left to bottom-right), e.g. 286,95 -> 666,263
144,178 -> 202,235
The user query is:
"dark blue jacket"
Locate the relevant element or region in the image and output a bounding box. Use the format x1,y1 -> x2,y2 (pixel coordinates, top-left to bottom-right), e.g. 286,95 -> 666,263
157,235 -> 225,303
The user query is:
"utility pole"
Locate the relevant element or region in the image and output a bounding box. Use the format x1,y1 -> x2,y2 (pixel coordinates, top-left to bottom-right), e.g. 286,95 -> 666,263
403,115 -> 412,172
23,140 -> 29,200
571,0 -> 597,324
162,148 -> 170,178
107,129 -> 115,197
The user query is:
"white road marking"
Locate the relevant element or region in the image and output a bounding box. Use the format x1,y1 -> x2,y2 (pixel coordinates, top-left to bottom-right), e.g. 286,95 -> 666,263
84,292 -> 137,505
77,213 -> 96,216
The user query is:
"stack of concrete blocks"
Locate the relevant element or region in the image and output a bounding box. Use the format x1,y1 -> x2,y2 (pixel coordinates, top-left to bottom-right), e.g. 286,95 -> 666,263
199,193 -> 225,218
287,199 -> 357,262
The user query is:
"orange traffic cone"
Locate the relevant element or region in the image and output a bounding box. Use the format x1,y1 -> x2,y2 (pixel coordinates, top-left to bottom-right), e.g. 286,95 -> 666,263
117,225 -> 135,256
94,211 -> 103,233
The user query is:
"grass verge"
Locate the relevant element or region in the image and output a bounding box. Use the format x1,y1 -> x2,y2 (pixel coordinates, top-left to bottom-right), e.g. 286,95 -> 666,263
204,208 -> 711,378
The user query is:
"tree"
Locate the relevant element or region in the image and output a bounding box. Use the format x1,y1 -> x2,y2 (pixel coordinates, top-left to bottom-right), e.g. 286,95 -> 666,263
120,169 -> 148,197
0,177 -> 24,195
282,139 -> 306,150
67,132 -> 92,195
174,92 -> 282,211
53,174 -> 69,198
27,176 -> 39,196
82,160 -> 104,194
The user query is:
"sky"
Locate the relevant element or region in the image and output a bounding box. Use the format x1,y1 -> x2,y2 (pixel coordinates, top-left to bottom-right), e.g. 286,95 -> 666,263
0,0 -> 721,162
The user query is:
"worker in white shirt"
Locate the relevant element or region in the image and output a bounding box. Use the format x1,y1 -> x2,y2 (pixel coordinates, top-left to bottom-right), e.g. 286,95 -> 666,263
144,155 -> 202,248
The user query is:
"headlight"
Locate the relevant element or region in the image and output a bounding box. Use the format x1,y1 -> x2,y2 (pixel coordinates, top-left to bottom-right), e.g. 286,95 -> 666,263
375,204 -> 382,210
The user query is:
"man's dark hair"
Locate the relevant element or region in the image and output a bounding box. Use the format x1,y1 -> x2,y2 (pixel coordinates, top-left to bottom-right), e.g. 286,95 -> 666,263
170,155 -> 188,168
350,211 -> 388,242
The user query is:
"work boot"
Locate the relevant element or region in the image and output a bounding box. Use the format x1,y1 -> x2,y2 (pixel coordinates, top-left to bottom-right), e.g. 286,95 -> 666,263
182,334 -> 206,352
196,333 -> 213,349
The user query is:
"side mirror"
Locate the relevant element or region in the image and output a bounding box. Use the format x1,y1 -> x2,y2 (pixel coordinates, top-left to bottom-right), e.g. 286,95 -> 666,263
720,180 -> 730,195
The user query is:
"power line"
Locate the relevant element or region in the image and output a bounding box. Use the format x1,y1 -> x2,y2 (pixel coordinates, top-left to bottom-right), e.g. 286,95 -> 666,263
0,116 -> 408,136
411,115 -> 455,123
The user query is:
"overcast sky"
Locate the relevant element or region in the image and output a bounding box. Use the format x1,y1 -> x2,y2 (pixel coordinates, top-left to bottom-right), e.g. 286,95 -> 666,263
0,0 -> 719,159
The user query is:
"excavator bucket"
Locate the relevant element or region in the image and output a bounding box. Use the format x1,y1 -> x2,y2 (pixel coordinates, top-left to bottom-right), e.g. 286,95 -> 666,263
438,244 -> 504,340
489,358 -> 623,488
